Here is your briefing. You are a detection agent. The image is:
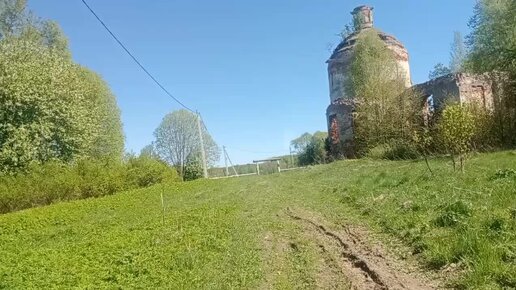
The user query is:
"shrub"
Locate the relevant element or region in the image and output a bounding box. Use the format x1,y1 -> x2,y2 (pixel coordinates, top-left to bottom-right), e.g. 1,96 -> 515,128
183,157 -> 204,181
437,104 -> 476,171
125,155 -> 179,187
492,168 -> 516,180
0,157 -> 179,214
298,135 -> 328,166
366,144 -> 391,159
366,141 -> 419,160
384,141 -> 419,160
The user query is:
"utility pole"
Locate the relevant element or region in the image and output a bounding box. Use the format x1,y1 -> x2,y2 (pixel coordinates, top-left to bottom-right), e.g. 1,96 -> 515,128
196,112 -> 208,178
224,148 -> 239,176
289,146 -> 294,168
223,146 -> 229,176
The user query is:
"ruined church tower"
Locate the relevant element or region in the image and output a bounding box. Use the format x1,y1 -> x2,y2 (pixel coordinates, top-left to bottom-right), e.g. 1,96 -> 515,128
326,5 -> 412,158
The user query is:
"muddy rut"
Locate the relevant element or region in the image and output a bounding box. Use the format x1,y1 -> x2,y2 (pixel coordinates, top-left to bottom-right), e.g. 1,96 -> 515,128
285,207 -> 441,290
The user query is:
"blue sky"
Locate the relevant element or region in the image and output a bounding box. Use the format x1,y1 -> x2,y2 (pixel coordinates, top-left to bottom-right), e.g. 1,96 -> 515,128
29,0 -> 476,164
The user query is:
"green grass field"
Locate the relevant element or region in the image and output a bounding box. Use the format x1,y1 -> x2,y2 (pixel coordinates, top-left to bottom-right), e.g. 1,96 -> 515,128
1,151 -> 515,289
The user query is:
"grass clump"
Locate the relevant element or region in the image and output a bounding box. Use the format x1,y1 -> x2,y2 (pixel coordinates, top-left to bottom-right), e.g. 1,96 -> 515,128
492,168 -> 516,180
433,200 -> 472,227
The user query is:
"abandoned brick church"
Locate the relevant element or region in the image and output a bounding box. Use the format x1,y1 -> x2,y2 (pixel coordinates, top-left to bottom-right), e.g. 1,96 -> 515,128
326,5 -> 494,158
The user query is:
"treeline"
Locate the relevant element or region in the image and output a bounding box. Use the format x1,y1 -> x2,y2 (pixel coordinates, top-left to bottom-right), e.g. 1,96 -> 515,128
0,0 -> 123,171
0,0 -> 178,213
465,0 -> 516,147
413,0 -> 515,170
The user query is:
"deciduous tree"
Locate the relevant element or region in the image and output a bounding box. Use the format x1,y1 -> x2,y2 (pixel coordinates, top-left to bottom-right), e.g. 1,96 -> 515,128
428,63 -> 451,79
0,1 -> 125,172
437,104 -> 475,172
153,110 -> 219,177
449,31 -> 466,73
290,132 -> 312,153
0,37 -> 125,172
0,39 -> 86,170
347,29 -> 418,155
466,0 -> 516,146
0,0 -> 28,38
292,131 -> 328,166
77,67 -> 124,160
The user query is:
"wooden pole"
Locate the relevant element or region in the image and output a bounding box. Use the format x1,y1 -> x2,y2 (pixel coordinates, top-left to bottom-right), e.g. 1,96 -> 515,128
196,112 -> 208,178
160,187 -> 165,226
256,163 -> 260,175
277,160 -> 281,173
289,146 -> 294,168
223,146 -> 229,176
226,150 -> 239,176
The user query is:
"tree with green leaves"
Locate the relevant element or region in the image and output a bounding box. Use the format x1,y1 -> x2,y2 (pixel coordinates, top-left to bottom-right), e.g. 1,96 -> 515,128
140,144 -> 158,159
428,63 -> 452,79
0,39 -> 85,170
437,104 -> 475,172
0,0 -> 70,57
76,67 -> 124,160
0,0 -> 28,38
348,29 -> 418,155
0,1 -> 124,172
428,31 -> 467,79
290,132 -> 312,153
183,154 -> 204,181
466,0 -> 516,146
467,0 -> 515,76
297,132 -> 328,166
39,20 -> 70,58
0,37 -> 125,172
338,21 -> 355,41
290,131 -> 327,153
153,110 -> 219,177
450,31 -> 466,73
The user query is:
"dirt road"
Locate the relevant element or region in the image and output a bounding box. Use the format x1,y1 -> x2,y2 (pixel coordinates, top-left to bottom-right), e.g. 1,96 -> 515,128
262,206 -> 443,290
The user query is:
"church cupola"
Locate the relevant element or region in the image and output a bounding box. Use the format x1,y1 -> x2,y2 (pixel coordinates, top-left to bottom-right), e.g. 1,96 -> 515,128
352,5 -> 374,30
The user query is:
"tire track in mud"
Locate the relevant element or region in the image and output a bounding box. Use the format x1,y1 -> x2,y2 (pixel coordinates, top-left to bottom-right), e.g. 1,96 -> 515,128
286,207 -> 439,290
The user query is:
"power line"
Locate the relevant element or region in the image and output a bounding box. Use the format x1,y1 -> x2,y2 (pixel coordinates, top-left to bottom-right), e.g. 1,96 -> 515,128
199,113 -> 212,134
79,0 -> 288,165
80,0 -> 195,113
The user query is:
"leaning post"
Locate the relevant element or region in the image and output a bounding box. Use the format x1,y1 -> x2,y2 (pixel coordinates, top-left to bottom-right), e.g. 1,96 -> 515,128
196,112 -> 208,178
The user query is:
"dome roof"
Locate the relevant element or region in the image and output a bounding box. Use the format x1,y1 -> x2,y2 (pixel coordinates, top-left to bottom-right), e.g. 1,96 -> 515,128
329,28 -> 409,62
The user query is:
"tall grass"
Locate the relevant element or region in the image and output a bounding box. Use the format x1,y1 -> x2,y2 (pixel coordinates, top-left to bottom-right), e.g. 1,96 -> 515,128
307,151 -> 516,288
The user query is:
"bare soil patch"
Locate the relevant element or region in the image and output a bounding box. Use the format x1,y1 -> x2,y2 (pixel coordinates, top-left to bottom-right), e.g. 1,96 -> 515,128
285,207 -> 443,290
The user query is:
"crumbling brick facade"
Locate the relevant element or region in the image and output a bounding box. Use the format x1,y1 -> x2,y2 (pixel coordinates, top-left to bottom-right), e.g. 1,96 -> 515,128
325,7 -> 495,159
326,5 -> 411,158
326,98 -> 355,158
414,73 -> 494,113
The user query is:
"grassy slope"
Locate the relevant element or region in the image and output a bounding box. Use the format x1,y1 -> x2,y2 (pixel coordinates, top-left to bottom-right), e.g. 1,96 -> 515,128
0,151 -> 515,289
